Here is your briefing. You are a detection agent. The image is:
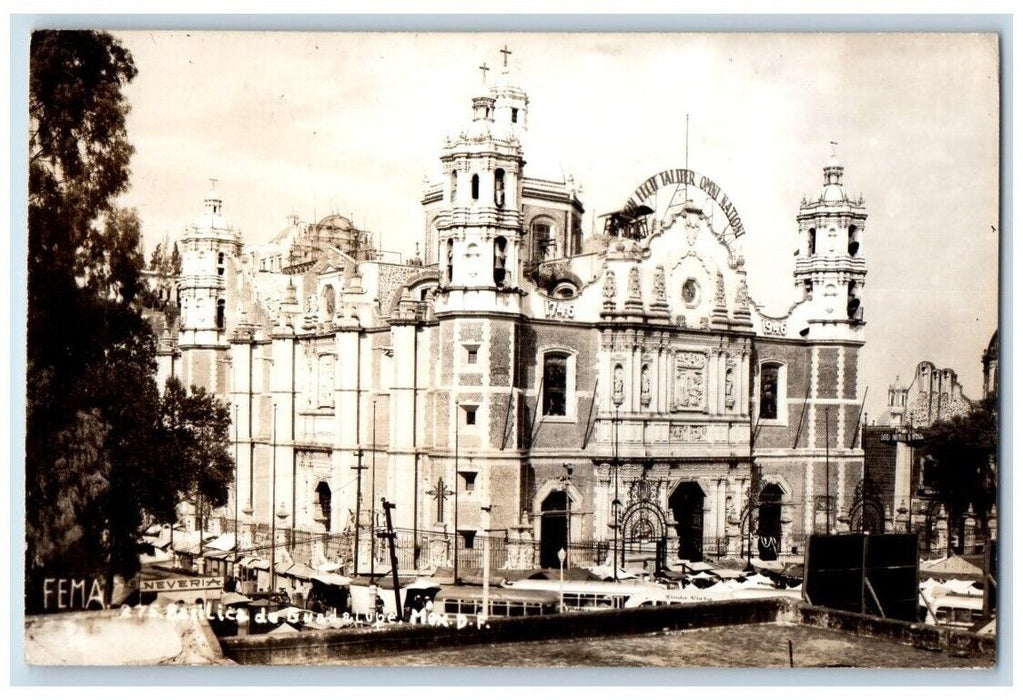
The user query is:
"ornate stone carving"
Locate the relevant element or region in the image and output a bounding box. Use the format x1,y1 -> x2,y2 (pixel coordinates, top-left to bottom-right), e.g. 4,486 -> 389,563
628,266 -> 641,299
669,424 -> 708,442
673,352 -> 706,410
603,270 -> 616,298
640,364 -> 651,407
612,364 -> 625,407
725,358 -> 736,410
714,271 -> 726,307
736,277 -> 749,308
653,266 -> 666,301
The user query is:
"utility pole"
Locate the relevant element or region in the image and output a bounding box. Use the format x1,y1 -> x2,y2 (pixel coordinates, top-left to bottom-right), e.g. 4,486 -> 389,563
380,498 -> 403,622
453,418 -> 460,584
612,404 -> 622,581
481,505 -> 492,619
270,403 -> 278,592
371,397 -> 377,578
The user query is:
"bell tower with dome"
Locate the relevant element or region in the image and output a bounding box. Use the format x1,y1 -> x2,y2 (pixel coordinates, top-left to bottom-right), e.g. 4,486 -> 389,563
793,143 -> 868,342
433,62 -> 526,316
176,181 -> 241,392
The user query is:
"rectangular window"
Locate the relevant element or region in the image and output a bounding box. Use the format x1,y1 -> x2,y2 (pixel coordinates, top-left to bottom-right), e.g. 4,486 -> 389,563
466,347 -> 478,364
543,354 -> 568,416
460,530 -> 476,549
760,364 -> 779,420
465,406 -> 477,426
461,471 -> 477,494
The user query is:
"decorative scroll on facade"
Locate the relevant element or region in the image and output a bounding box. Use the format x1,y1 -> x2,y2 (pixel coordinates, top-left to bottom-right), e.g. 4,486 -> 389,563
672,351 -> 706,410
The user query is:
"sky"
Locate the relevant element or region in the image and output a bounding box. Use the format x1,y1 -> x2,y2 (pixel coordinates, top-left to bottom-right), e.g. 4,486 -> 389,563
111,31 -> 1000,420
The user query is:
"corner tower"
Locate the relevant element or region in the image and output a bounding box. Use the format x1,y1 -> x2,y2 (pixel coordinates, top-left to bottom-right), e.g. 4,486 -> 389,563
434,65 -> 525,316
177,181 -> 241,391
794,145 -> 868,342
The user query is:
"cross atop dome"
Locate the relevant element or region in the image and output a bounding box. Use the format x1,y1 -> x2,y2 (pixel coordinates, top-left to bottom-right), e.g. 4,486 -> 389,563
478,62 -> 490,83
824,140 -> 844,185
500,45 -> 512,68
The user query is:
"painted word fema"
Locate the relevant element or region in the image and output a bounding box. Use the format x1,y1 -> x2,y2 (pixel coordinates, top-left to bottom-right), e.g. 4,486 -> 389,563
762,319 -> 788,336
41,578 -> 106,611
544,300 -> 575,319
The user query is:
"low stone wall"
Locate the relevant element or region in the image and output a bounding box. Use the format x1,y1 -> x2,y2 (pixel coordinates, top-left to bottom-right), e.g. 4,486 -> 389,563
794,604 -> 996,659
25,608 -> 229,665
220,599 -> 784,665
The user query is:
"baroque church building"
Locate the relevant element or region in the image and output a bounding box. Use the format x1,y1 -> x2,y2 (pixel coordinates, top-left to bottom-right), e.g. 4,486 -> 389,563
155,60 -> 870,573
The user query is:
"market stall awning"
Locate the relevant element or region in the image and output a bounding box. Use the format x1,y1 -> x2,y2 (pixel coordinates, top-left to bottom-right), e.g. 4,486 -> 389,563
205,533 -> 236,552
202,550 -> 231,560
280,562 -> 318,581
920,554 -> 984,580
311,573 -> 352,587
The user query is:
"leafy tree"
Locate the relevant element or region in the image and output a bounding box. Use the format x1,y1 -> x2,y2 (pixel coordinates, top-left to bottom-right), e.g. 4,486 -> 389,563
156,378 -> 235,524
27,31 -> 232,606
170,241 -> 182,275
920,395 -> 998,554
149,242 -> 163,271
27,30 -> 144,591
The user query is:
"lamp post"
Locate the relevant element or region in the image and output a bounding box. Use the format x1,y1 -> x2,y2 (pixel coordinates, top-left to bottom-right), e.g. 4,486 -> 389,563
562,463 -> 573,570
557,547 -> 567,612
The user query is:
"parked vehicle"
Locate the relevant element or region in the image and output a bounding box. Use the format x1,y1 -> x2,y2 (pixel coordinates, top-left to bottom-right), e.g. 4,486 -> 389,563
433,586 -> 560,617
503,578 -> 668,610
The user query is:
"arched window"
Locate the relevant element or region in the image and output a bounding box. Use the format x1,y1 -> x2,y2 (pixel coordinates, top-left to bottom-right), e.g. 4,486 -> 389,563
315,482 -> 332,532
757,483 -> 784,561
532,220 -> 554,261
321,285 -> 336,319
216,298 -> 226,330
217,252 -> 225,276
542,352 -> 569,417
450,171 -> 458,204
494,168 -> 506,208
466,243 -> 480,280
848,225 -> 860,256
760,363 -> 781,420
471,174 -> 480,201
494,236 -> 508,287
847,281 -> 861,319
445,239 -> 454,284
808,227 -> 817,256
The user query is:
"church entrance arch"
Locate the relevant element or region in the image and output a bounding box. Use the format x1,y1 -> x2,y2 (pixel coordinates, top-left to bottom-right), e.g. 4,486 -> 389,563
539,490 -> 569,569
619,501 -> 668,570
757,483 -> 783,561
848,478 -> 886,535
669,482 -> 705,561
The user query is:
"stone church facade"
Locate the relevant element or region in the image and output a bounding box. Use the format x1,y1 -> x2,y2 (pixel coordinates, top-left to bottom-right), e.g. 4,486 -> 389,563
156,61 -> 870,571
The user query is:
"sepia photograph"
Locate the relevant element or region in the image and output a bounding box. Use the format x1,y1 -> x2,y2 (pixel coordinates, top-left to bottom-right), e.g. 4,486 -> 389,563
20,28 -> 1001,673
